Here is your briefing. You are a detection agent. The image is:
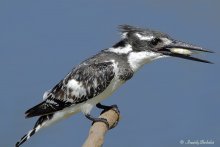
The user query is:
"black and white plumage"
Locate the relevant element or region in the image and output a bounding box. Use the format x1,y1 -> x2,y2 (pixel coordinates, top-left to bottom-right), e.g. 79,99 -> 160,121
16,25 -> 213,147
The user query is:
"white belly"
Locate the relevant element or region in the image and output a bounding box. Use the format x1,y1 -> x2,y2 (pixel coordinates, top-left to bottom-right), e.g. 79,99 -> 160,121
52,76 -> 124,122
80,77 -> 124,114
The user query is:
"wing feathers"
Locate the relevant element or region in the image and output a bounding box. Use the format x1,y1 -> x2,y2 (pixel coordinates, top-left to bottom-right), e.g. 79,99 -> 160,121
25,61 -> 115,117
25,99 -> 72,118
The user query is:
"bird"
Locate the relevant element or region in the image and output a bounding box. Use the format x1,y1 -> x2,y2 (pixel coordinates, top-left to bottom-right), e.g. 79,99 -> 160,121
15,24 -> 213,147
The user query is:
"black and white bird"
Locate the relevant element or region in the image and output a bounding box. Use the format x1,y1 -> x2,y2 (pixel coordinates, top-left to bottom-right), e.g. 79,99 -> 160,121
16,25 -> 213,146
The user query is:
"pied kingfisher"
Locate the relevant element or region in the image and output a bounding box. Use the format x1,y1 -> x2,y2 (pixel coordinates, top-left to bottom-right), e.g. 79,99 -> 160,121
16,25 -> 213,146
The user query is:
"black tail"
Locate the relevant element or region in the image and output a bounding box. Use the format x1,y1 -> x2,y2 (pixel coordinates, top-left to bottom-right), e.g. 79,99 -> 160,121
16,114 -> 53,147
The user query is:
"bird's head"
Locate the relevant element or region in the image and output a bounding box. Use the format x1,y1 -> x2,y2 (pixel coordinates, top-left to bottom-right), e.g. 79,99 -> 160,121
108,25 -> 213,71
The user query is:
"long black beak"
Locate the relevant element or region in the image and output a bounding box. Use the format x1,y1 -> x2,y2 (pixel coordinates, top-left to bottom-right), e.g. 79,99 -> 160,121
158,40 -> 214,64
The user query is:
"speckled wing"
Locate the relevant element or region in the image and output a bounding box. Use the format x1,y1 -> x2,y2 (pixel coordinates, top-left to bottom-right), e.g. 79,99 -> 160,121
25,62 -> 115,118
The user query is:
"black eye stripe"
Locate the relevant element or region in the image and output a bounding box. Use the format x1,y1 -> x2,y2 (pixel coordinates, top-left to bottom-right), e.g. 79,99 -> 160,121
151,38 -> 161,46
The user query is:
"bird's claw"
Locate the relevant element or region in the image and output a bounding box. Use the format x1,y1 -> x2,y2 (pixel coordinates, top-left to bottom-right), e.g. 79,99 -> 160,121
100,104 -> 120,130
91,118 -> 110,129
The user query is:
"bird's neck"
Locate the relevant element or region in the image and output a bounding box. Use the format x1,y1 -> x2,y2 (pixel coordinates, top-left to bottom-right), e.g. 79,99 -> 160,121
127,51 -> 162,72
107,43 -> 132,54
106,41 -> 164,72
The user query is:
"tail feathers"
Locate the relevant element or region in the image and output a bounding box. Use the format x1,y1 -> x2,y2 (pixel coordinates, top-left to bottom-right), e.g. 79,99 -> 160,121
15,128 -> 37,147
16,114 -> 53,147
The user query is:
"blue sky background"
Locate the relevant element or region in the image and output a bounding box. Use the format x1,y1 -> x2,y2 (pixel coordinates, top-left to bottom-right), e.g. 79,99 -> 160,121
0,0 -> 219,147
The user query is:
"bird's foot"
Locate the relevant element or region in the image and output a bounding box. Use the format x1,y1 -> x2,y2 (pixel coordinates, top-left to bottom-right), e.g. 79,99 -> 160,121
85,114 -> 110,129
107,105 -> 120,129
96,103 -> 120,129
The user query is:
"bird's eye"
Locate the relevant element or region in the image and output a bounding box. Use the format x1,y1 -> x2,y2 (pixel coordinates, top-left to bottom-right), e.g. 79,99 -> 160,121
150,38 -> 161,46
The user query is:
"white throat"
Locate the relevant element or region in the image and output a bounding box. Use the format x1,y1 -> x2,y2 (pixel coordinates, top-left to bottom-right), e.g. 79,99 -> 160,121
128,51 -> 165,72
